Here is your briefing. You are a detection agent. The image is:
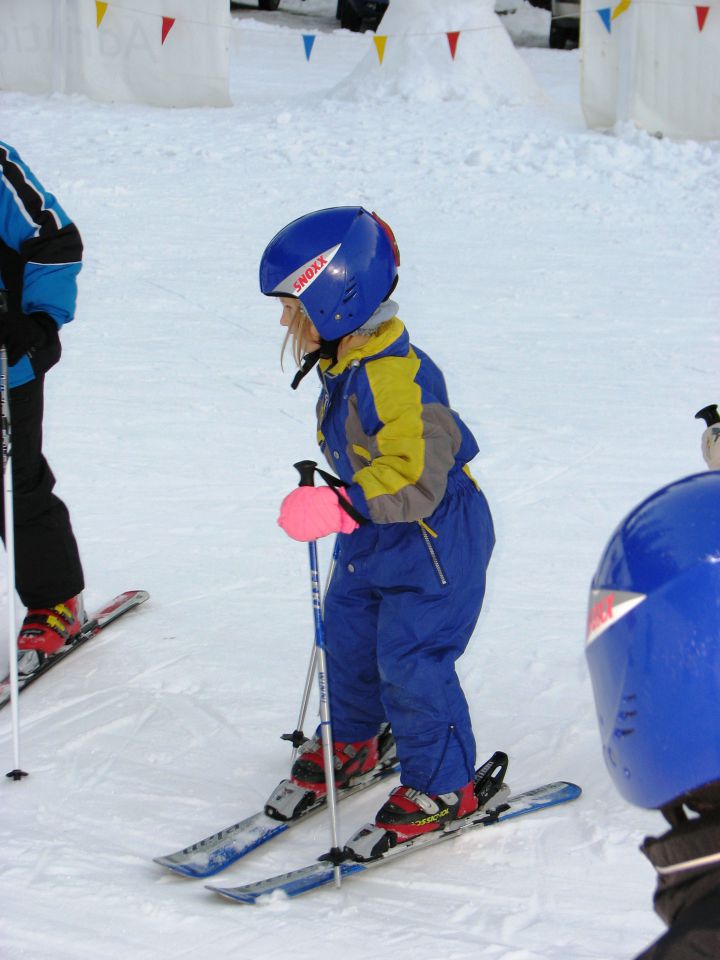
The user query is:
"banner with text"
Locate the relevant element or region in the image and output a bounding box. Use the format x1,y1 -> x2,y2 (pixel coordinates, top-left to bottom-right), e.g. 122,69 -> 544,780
0,0 -> 230,108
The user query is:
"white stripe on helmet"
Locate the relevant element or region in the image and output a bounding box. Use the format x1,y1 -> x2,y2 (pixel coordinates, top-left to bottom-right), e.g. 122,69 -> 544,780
272,244 -> 341,297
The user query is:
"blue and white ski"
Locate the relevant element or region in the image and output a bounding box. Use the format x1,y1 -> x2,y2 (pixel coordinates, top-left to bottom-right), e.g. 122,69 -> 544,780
154,730 -> 399,879
207,780 -> 582,904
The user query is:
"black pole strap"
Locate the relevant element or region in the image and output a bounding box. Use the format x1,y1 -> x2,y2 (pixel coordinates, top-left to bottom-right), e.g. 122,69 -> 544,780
291,460 -> 366,526
314,466 -> 366,526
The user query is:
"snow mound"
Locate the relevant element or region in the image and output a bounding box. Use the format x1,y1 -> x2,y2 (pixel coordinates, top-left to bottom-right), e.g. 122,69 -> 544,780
333,0 -> 542,105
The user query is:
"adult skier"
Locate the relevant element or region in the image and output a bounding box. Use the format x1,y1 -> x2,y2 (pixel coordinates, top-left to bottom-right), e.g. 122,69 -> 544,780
260,206 -> 495,843
0,141 -> 86,666
586,470 -> 720,958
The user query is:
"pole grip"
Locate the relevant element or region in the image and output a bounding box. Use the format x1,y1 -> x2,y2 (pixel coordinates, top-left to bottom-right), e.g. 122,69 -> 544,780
695,405 -> 720,427
294,460 -> 317,488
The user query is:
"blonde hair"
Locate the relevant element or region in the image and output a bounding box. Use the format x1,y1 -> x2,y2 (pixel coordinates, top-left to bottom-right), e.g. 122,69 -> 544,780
281,300 -> 315,368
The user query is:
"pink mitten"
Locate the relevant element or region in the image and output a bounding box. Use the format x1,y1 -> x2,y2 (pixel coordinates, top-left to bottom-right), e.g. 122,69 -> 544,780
278,486 -> 359,542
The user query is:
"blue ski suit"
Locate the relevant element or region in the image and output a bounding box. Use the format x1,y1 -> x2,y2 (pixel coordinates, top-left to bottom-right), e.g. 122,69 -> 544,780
316,316 -> 495,795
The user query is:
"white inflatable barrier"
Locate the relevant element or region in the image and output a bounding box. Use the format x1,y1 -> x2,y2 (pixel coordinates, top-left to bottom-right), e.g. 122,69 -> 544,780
581,0 -> 720,140
0,0 -> 230,107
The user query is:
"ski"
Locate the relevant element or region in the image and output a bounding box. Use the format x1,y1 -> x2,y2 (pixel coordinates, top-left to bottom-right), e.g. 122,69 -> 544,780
154,728 -> 399,879
207,779 -> 582,904
0,589 -> 149,710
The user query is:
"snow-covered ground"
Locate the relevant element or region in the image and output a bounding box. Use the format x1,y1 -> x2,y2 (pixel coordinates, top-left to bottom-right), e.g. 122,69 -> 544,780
1,2 -> 719,958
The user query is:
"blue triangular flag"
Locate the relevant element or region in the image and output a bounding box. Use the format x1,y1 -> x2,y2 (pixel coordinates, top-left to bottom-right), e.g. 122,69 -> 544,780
597,7 -> 612,30
302,34 -> 316,61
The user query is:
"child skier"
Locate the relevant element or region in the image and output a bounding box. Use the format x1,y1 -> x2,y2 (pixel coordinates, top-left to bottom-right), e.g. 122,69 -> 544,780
260,206 -> 495,848
586,471 -> 720,959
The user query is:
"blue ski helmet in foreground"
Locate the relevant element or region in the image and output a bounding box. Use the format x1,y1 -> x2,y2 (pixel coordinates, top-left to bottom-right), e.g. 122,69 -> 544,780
259,206 -> 400,341
586,471 -> 720,810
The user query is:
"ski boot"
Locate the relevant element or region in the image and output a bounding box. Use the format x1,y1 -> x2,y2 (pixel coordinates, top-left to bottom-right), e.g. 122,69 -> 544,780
17,594 -> 87,674
373,781 -> 479,841
264,723 -> 397,822
343,750 -> 511,862
290,734 -> 381,794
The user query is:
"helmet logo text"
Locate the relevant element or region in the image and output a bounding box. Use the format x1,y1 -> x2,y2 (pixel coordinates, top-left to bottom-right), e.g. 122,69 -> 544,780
586,589 -> 646,646
294,255 -> 329,294
272,244 -> 341,298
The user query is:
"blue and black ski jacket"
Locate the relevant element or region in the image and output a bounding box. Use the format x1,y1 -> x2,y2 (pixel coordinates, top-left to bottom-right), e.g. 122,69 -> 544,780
0,141 -> 83,387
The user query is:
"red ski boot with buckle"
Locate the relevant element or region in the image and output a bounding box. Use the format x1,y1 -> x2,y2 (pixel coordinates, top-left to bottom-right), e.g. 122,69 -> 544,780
290,733 -> 381,797
17,594 -> 87,657
374,781 -> 479,842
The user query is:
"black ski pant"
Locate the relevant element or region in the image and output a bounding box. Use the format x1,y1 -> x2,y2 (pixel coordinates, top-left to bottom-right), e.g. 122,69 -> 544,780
0,375 -> 84,609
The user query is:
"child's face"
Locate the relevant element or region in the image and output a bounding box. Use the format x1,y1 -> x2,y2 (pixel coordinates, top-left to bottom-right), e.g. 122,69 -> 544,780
279,297 -> 321,353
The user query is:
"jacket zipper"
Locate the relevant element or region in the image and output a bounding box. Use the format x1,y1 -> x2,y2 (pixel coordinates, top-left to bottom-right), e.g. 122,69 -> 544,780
420,525 -> 448,586
320,361 -> 361,460
343,360 -> 360,399
319,370 -> 331,425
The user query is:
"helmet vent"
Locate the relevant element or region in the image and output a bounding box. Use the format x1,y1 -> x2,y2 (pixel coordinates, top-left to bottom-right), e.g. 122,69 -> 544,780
342,276 -> 359,304
613,694 -> 637,738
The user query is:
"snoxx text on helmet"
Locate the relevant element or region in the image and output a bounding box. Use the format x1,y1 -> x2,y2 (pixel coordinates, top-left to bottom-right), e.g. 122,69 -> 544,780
259,206 -> 400,341
586,471 -> 720,810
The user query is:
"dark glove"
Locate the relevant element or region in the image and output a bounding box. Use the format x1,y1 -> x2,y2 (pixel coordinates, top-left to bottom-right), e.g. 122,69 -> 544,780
0,310 -> 57,366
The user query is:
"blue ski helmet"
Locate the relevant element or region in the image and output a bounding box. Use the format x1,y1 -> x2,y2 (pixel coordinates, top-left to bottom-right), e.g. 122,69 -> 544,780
586,471 -> 720,810
259,207 -> 400,340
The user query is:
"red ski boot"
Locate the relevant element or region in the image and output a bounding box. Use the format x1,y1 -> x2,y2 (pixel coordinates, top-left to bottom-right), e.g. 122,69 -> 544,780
374,781 -> 479,842
17,594 -> 86,657
291,733 -> 381,797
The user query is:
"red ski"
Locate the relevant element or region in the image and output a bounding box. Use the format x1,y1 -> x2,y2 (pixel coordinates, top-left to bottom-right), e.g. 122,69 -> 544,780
0,590 -> 149,709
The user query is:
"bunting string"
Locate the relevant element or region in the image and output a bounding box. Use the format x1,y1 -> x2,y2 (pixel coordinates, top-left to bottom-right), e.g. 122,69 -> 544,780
92,0 -> 716,54
594,0 -> 713,32
94,0 -> 510,37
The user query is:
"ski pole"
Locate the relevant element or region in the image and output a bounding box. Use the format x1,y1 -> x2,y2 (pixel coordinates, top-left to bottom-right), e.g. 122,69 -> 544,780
293,459 -> 343,888
695,404 -> 720,427
281,535 -> 340,762
1,333 -> 26,781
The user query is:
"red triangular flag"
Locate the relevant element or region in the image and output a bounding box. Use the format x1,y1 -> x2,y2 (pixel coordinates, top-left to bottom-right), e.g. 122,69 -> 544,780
161,16 -> 176,45
696,5 -> 709,29
446,31 -> 460,60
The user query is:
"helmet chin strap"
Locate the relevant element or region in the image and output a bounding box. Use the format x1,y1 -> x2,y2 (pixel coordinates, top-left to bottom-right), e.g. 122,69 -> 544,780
319,337 -> 340,364
289,338 -> 341,391
290,349 -> 320,390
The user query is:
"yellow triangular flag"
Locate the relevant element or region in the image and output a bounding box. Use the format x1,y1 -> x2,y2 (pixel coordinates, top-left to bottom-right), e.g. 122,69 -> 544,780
96,1 -> 108,28
373,35 -> 387,65
611,0 -> 631,19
